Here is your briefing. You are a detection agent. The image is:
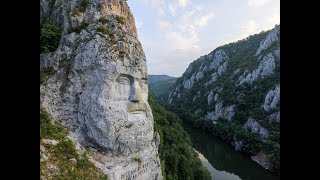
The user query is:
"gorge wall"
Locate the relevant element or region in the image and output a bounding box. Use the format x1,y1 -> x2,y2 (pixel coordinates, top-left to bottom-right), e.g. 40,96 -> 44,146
163,25 -> 280,172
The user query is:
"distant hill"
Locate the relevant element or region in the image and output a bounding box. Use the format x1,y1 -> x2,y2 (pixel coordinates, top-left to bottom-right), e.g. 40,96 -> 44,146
148,75 -> 177,97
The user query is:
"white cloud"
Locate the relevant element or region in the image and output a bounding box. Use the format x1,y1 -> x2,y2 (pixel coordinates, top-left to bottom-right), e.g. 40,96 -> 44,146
148,47 -> 203,77
241,20 -> 259,34
136,0 -> 166,16
168,3 -> 176,16
160,10 -> 215,51
267,12 -> 280,25
248,0 -> 271,8
166,31 -> 199,50
177,0 -> 190,7
136,21 -> 143,30
195,13 -> 215,28
219,20 -> 260,45
158,21 -> 171,30
158,8 -> 165,16
151,3 -> 216,76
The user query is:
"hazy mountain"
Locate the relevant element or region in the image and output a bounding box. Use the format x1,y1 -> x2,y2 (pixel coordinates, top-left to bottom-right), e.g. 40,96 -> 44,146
148,75 -> 177,96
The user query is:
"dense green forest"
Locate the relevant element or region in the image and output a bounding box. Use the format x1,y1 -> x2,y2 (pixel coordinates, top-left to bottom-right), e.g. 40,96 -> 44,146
148,93 -> 211,180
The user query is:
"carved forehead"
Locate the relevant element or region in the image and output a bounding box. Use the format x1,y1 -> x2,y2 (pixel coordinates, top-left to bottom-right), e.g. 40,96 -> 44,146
103,60 -> 147,80
115,58 -> 148,79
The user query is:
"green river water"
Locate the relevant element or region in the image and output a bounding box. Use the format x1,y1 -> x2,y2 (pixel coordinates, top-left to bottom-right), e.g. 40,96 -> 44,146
182,122 -> 280,180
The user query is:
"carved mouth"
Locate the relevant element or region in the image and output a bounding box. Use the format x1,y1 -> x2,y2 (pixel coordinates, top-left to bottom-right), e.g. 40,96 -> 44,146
127,102 -> 147,113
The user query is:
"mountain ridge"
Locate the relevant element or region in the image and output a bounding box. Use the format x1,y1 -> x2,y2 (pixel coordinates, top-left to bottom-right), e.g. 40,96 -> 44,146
148,75 -> 177,97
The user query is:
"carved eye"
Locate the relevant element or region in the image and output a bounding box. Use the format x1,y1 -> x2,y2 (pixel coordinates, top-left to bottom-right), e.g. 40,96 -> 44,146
140,79 -> 147,84
117,76 -> 131,85
139,79 -> 147,86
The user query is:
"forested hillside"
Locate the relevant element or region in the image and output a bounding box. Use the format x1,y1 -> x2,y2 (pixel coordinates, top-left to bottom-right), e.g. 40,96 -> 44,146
162,25 -> 280,174
148,93 -> 211,180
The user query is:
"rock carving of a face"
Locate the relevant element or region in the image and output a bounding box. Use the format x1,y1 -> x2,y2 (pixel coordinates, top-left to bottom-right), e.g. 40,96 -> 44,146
81,54 -> 153,155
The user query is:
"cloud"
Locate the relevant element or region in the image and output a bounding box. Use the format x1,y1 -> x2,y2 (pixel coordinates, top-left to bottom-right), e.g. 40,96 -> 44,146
241,20 -> 259,34
195,13 -> 215,28
248,0 -> 271,8
136,21 -> 143,30
159,9 -> 215,51
158,8 -> 165,16
219,20 -> 260,45
148,47 -> 203,77
267,12 -> 280,25
177,0 -> 190,7
151,2 -> 216,76
168,3 -> 177,16
158,21 -> 171,30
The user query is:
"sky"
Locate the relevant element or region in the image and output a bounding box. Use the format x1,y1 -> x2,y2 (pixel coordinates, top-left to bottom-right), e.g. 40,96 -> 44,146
127,0 -> 280,77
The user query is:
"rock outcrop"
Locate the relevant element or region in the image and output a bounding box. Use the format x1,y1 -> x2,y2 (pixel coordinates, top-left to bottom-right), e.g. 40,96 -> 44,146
256,25 -> 280,56
263,85 -> 280,111
243,117 -> 269,139
207,91 -> 214,105
40,0 -> 162,179
206,101 -> 235,122
269,111 -> 280,123
251,151 -> 272,170
238,49 -> 279,85
209,49 -> 228,70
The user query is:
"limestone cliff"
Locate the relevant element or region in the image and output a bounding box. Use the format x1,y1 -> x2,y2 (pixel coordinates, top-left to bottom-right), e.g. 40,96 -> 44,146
40,0 -> 163,179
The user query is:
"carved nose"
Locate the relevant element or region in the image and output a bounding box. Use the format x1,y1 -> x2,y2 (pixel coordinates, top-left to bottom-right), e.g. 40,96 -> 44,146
130,80 -> 142,102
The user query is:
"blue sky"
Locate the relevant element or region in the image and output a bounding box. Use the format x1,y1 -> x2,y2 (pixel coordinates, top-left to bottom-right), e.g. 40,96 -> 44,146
127,0 -> 280,77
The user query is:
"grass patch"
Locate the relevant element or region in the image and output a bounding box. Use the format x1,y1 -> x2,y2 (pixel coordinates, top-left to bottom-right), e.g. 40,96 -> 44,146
132,156 -> 142,166
40,67 -> 56,85
97,25 -> 115,39
115,15 -> 126,24
124,124 -> 133,128
99,16 -> 110,24
58,54 -> 69,69
40,18 -> 61,53
57,139 -> 78,158
68,21 -> 89,34
79,0 -> 89,12
40,109 -> 66,140
70,0 -> 89,16
70,8 -> 82,16
40,109 -> 109,179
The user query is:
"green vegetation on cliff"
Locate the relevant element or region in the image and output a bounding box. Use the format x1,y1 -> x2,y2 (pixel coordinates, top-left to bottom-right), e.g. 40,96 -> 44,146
148,93 -> 211,180
40,18 -> 61,53
40,109 -> 108,179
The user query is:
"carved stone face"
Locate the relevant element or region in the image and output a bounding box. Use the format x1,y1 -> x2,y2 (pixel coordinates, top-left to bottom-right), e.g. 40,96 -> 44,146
79,55 -> 153,155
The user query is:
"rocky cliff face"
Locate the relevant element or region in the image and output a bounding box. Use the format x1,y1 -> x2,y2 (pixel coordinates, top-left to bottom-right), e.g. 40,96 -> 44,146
40,0 -> 162,179
164,25 -> 280,171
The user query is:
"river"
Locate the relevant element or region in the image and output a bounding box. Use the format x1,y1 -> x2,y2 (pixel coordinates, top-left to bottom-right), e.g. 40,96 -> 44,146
182,122 -> 280,180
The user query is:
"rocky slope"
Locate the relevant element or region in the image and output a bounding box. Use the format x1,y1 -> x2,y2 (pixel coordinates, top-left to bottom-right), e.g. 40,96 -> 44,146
164,25 -> 280,172
40,0 -> 162,179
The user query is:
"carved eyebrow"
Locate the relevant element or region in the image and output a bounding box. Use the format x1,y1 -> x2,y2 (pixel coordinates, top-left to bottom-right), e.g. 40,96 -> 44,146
117,74 -> 134,80
116,74 -> 134,84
